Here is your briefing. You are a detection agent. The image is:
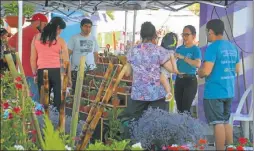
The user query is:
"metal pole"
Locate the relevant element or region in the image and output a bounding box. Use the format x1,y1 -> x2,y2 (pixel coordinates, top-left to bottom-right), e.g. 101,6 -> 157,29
18,1 -> 23,64
132,10 -> 137,47
124,10 -> 128,50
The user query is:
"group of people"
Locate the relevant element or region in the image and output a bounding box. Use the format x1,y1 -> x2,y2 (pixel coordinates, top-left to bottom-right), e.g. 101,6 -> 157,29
124,19 -> 240,150
1,12 -> 240,150
0,13 -> 99,111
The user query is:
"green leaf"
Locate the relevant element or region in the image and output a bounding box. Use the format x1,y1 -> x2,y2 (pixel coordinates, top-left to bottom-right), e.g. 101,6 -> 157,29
86,140 -> 111,150
106,11 -> 115,20
42,115 -> 65,150
187,3 -> 200,16
3,1 -> 35,17
110,139 -> 130,150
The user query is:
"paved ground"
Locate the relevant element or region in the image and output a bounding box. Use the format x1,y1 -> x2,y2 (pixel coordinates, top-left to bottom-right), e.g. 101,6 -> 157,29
205,124 -> 253,150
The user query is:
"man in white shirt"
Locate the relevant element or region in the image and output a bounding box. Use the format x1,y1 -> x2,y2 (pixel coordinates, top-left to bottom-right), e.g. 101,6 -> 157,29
68,18 -> 99,93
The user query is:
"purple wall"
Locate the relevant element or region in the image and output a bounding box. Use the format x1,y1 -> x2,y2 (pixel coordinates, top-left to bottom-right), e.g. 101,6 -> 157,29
198,2 -> 253,124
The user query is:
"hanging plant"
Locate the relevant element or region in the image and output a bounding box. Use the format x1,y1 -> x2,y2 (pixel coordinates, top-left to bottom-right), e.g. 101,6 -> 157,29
3,1 -> 35,18
3,2 -> 35,28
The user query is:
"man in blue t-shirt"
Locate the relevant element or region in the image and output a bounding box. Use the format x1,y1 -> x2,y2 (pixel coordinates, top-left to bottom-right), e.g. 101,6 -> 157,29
198,19 -> 240,150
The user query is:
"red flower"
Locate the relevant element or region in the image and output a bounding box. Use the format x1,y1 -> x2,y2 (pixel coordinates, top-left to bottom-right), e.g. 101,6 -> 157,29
31,137 -> 36,143
0,74 -> 3,78
35,110 -> 43,116
72,137 -> 81,141
15,77 -> 22,82
198,139 -> 207,145
168,146 -> 179,151
226,147 -> 235,151
199,146 -> 205,150
178,146 -> 189,151
31,130 -> 37,135
2,102 -> 9,109
13,106 -> 21,114
238,137 -> 248,146
8,113 -> 13,119
15,83 -> 22,90
236,146 -> 244,151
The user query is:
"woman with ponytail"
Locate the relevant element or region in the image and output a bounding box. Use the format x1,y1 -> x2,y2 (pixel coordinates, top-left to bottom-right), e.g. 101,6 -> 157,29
30,17 -> 72,111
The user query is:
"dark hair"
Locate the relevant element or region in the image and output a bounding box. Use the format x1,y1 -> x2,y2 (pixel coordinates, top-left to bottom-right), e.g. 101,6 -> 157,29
40,17 -> 66,46
184,25 -> 196,35
81,18 -> 93,27
0,28 -> 8,36
161,32 -> 178,51
206,19 -> 224,35
140,22 -> 156,41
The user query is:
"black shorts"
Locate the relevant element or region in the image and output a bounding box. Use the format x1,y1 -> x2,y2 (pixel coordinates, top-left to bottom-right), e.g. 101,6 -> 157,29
203,98 -> 232,125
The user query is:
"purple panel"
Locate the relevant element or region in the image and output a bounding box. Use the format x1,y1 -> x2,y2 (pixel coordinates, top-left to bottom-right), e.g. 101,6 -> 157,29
200,1 -> 250,27
199,4 -> 208,28
200,29 -> 253,59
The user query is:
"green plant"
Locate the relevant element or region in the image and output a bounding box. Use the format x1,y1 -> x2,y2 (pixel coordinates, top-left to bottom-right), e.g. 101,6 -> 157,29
89,90 -> 97,96
0,19 -> 4,26
105,108 -> 123,141
111,139 -> 130,150
106,11 -> 115,20
119,81 -> 127,87
42,115 -> 66,150
87,139 -> 131,150
188,3 -> 200,16
3,1 -> 35,18
0,72 -> 38,150
86,140 -> 111,150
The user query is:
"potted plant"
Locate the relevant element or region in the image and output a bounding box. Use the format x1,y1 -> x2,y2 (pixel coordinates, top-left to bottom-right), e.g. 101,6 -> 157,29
104,108 -> 123,144
79,100 -> 88,112
3,2 -> 35,28
89,90 -> 97,101
81,91 -> 88,98
83,105 -> 91,113
117,82 -> 128,93
112,98 -> 120,107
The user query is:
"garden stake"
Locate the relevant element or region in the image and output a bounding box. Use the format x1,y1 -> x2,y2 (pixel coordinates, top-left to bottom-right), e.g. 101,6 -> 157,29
4,53 -> 19,78
31,110 -> 45,150
79,62 -> 114,136
58,61 -> 69,133
69,56 -> 86,147
15,53 -> 30,96
22,85 -> 27,144
42,70 -> 49,117
77,64 -> 127,150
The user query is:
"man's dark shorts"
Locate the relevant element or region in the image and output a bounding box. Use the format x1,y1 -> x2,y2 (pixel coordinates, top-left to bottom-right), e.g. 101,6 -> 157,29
203,98 -> 232,125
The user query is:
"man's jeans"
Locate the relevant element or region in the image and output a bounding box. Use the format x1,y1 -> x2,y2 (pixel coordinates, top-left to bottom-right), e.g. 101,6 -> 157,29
26,76 -> 39,102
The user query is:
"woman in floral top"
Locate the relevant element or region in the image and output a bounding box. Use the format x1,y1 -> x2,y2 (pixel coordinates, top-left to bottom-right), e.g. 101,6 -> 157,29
124,22 -> 176,119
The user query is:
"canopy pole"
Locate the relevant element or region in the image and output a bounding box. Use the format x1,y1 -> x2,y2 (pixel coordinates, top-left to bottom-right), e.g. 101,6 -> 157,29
124,10 -> 128,51
132,10 -> 137,47
18,1 -> 23,65
252,0 -> 254,143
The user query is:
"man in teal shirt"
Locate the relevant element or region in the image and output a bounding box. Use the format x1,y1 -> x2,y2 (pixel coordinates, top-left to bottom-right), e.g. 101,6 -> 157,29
198,19 -> 240,150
